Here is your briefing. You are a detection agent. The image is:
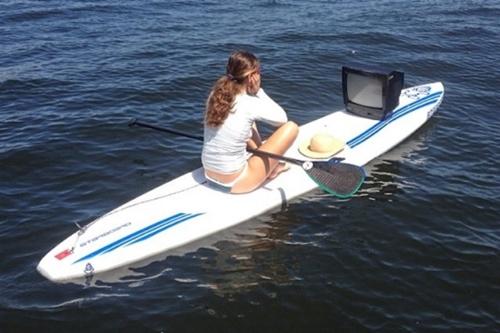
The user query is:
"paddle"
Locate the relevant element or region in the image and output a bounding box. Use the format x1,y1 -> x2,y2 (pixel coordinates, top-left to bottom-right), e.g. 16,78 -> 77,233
128,118 -> 365,198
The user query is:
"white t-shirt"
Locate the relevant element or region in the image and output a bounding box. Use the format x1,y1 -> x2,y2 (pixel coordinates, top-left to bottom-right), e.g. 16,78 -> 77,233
202,88 -> 288,174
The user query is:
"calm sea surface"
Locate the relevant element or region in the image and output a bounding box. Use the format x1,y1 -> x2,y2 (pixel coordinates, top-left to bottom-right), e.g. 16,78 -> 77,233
1,0 -> 499,332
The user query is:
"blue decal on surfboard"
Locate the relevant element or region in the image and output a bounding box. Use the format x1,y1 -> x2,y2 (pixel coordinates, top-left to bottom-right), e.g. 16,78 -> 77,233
73,212 -> 203,264
347,91 -> 442,148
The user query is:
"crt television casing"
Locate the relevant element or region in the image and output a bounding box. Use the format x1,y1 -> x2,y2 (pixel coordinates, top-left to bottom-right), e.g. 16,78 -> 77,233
342,66 -> 404,120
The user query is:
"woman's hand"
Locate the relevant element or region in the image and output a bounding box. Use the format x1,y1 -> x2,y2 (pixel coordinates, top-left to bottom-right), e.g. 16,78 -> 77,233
246,71 -> 261,95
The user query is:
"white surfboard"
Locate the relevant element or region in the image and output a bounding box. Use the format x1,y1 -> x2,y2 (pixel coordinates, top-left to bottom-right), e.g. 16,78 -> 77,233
37,82 -> 444,282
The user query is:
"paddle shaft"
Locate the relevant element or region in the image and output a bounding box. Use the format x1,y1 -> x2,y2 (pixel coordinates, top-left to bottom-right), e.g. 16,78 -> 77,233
129,118 -> 364,197
129,118 -> 307,166
129,119 -> 204,141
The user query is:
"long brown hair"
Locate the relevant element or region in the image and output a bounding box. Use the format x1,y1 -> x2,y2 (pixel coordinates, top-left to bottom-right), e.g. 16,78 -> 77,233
205,51 -> 260,127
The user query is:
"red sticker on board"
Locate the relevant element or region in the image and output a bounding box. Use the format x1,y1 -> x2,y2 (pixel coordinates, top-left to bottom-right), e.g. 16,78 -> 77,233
54,249 -> 73,260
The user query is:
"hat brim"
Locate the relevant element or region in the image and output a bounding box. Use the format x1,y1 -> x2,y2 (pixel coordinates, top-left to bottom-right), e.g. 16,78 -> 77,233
298,137 -> 345,159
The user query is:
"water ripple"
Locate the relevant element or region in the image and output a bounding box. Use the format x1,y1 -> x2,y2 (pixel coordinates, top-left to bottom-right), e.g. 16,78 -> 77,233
1,0 -> 500,331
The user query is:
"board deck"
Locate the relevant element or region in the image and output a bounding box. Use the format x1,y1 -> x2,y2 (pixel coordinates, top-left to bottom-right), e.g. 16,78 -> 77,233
37,82 -> 444,282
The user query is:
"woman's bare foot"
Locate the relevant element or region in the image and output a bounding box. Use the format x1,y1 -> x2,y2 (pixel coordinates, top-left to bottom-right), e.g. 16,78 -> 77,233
268,162 -> 290,180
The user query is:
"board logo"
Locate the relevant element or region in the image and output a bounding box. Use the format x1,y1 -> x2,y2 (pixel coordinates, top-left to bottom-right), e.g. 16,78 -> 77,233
79,222 -> 132,248
403,86 -> 431,100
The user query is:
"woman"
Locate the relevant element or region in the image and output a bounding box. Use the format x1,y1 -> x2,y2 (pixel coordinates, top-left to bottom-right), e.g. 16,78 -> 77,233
202,51 -> 299,194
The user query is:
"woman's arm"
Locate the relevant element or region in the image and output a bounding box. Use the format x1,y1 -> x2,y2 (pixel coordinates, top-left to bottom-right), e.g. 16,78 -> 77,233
254,88 -> 288,126
247,122 -> 262,150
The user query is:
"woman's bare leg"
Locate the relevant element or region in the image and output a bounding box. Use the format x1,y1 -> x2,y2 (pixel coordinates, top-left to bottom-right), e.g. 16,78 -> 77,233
231,121 -> 299,194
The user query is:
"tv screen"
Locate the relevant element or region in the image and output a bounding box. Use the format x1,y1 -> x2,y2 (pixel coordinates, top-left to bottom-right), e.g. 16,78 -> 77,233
346,73 -> 383,109
342,66 -> 404,120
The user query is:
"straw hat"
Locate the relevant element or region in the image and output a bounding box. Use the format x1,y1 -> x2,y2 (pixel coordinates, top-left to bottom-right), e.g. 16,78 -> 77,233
298,133 -> 345,159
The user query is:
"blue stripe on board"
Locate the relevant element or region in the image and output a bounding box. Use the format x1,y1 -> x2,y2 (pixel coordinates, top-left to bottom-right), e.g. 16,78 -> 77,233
96,214 -> 190,257
347,91 -> 442,148
73,212 -> 202,264
348,97 -> 439,148
347,92 -> 441,147
125,213 -> 203,247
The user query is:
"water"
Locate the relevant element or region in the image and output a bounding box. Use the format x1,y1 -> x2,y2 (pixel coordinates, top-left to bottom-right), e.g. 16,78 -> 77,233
1,0 -> 499,331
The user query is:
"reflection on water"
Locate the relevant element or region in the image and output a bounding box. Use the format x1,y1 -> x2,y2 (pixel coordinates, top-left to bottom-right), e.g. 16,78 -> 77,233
361,123 -> 437,200
71,209 -> 324,307
76,209 -> 294,289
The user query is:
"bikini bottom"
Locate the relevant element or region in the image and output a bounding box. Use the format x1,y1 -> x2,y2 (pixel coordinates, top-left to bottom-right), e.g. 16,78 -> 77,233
204,164 -> 248,193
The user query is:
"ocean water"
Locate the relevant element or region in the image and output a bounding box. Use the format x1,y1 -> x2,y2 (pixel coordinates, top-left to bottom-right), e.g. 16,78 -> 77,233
1,0 -> 499,332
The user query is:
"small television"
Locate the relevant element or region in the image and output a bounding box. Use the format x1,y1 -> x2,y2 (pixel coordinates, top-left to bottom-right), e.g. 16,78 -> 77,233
342,66 -> 404,120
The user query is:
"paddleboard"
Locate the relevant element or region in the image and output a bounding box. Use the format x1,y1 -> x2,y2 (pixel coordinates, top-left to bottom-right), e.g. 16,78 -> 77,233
37,82 -> 444,282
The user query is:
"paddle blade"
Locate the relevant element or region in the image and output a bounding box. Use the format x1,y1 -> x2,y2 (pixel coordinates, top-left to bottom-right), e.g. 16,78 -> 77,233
306,161 -> 365,198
